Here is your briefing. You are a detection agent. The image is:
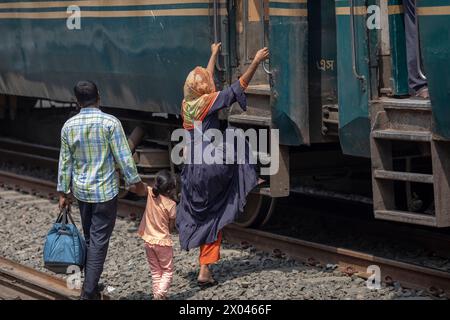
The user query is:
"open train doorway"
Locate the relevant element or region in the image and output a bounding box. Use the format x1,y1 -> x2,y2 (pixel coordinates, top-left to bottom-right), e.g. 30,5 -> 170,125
232,0 -> 277,227
235,0 -> 270,86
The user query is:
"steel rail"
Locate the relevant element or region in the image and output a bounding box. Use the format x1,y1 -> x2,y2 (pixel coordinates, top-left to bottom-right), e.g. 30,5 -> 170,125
223,224 -> 450,296
0,257 -> 80,300
0,138 -> 58,170
0,170 -> 146,219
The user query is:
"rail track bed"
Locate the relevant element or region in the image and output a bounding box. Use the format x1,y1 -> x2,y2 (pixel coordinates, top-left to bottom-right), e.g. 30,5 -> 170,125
0,138 -> 449,299
224,225 -> 450,297
0,167 -> 446,299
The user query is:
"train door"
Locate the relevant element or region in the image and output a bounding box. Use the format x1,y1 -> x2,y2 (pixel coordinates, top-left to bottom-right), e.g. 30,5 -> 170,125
229,1 -> 300,227
418,0 -> 450,139
335,0 -> 375,158
229,0 -> 309,147
234,0 -> 270,85
417,0 -> 450,226
226,0 -> 272,131
383,0 -> 410,96
269,0 -> 310,146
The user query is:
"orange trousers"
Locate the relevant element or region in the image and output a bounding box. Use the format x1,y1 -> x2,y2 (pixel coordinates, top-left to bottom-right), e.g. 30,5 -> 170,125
199,231 -> 222,265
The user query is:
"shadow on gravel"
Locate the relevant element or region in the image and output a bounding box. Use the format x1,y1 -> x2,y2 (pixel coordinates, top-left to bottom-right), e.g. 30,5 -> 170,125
169,253 -> 309,300
118,249 -> 307,300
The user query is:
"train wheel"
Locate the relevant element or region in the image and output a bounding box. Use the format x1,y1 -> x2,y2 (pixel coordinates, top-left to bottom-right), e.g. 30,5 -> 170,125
234,193 -> 276,228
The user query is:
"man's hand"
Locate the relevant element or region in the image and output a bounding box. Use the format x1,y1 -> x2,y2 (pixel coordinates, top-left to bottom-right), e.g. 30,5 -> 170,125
254,47 -> 269,64
129,181 -> 148,197
58,193 -> 71,210
211,42 -> 222,56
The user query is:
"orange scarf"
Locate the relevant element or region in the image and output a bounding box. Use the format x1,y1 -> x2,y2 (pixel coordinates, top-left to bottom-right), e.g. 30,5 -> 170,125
181,67 -> 219,130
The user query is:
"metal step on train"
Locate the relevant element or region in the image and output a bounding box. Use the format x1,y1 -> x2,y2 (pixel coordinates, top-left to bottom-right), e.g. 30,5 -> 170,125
370,98 -> 450,227
228,84 -> 272,127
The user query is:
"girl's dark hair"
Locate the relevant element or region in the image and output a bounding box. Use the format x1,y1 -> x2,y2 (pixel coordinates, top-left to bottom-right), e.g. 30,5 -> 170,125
152,170 -> 177,199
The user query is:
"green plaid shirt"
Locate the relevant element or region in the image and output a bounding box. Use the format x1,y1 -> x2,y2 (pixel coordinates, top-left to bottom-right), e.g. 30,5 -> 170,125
57,107 -> 141,203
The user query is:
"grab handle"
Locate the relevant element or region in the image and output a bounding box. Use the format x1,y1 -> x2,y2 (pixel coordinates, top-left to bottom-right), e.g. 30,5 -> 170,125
414,1 -> 426,80
350,0 -> 366,90
213,0 -> 225,72
260,0 -> 272,75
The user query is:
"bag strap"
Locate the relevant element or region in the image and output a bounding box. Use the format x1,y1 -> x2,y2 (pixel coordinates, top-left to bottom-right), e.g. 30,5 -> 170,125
65,207 -> 76,225
55,208 -> 66,224
56,206 -> 76,228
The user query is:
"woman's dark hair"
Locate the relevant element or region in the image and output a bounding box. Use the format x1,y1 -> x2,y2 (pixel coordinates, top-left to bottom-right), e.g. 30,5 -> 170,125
74,80 -> 99,107
152,170 -> 177,199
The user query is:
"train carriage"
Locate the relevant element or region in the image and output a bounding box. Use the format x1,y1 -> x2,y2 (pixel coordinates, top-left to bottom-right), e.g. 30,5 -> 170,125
0,0 -> 449,228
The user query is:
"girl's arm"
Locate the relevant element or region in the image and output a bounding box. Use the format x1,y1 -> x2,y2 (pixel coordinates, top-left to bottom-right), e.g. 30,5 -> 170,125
239,47 -> 269,86
168,205 -> 176,233
169,219 -> 176,233
207,42 -> 222,76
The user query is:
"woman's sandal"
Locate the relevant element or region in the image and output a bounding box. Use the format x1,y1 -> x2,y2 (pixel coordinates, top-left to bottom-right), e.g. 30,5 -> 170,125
197,278 -> 218,288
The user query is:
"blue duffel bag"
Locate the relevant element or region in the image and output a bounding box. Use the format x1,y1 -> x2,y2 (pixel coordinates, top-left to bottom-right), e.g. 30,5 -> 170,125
43,207 -> 86,274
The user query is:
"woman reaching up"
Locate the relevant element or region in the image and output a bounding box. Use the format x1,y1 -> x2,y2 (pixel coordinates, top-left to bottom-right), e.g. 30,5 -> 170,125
176,43 -> 269,286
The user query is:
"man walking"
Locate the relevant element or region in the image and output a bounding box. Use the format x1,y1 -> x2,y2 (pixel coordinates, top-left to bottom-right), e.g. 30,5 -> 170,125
57,80 -> 147,299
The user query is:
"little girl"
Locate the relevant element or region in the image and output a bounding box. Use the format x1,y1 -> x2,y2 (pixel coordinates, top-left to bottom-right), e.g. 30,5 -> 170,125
131,170 -> 177,300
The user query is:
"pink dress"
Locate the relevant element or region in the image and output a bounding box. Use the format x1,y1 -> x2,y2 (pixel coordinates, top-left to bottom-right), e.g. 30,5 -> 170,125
138,187 -> 176,299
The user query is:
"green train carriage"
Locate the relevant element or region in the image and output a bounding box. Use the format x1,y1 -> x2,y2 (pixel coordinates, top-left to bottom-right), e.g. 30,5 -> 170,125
0,0 -> 449,227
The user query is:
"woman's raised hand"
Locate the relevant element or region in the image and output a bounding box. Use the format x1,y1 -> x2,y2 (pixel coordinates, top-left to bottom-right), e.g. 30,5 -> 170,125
207,42 -> 222,75
254,47 -> 269,64
211,42 -> 222,56
239,47 -> 270,88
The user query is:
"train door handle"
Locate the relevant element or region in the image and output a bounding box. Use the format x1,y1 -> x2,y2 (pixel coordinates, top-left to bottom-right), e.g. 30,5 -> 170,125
414,0 -> 426,80
261,0 -> 272,75
213,0 -> 225,72
350,0 -> 366,91
262,60 -> 272,75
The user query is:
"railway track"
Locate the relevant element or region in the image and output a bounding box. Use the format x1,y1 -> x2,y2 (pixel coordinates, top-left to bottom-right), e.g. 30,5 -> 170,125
1,169 -> 449,297
0,256 -> 79,300
0,138 -> 58,170
223,225 -> 450,297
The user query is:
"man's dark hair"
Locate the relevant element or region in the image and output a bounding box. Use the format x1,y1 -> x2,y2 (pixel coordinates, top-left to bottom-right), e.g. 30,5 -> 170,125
74,80 -> 99,107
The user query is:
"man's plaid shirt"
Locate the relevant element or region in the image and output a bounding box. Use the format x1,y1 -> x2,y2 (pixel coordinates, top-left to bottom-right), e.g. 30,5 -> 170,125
57,107 -> 141,203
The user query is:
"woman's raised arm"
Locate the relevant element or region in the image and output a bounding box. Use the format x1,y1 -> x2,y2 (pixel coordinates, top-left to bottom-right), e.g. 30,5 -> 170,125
207,42 -> 222,77
239,47 -> 270,87
205,47 -> 270,114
